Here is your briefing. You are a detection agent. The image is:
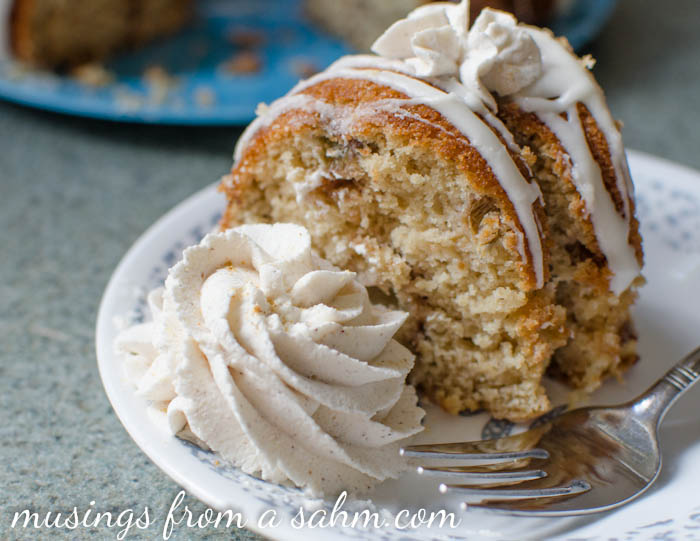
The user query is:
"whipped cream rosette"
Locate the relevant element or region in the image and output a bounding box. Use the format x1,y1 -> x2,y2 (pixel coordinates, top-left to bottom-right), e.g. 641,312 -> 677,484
371,0 -> 542,109
115,223 -> 424,496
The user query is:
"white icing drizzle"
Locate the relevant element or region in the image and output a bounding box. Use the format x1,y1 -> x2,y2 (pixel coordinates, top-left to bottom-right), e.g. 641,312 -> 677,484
330,55 -> 526,160
0,0 -> 13,60
513,27 -> 640,293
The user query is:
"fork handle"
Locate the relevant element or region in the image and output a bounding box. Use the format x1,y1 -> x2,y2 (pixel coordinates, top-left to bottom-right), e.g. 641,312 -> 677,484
632,345 -> 700,427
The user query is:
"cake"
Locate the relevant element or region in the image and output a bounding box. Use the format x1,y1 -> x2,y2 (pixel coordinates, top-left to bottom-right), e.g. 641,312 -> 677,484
220,1 -> 644,421
306,0 -> 571,51
0,0 -> 192,68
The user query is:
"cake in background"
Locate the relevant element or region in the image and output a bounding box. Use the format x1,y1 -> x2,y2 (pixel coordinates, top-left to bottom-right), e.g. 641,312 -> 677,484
306,0 -> 575,51
221,0 -> 644,421
1,0 -> 192,68
0,0 -> 578,69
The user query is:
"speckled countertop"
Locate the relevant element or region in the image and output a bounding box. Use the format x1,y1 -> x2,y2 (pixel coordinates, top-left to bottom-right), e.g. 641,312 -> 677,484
2,1 -> 699,539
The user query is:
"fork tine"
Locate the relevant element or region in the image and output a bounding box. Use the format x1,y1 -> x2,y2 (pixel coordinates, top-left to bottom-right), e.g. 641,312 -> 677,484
441,479 -> 591,504
400,445 -> 549,463
417,466 -> 547,485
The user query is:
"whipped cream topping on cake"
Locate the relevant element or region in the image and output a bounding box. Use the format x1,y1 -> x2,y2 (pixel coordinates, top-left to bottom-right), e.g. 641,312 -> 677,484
464,9 -> 542,99
372,1 -> 542,105
234,0 -> 642,294
115,224 -> 424,496
371,0 -> 470,78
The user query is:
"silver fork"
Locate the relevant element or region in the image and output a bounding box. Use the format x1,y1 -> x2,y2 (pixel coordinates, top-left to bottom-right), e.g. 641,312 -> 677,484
401,346 -> 700,516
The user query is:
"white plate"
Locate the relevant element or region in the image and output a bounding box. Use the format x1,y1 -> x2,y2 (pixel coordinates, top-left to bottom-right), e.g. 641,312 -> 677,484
96,150 -> 700,541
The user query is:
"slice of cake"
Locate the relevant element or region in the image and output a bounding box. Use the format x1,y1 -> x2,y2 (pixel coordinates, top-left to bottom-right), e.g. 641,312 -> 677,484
220,0 -> 644,421
2,0 -> 192,68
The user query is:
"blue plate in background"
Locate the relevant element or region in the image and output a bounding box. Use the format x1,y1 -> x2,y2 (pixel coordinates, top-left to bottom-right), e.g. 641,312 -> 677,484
0,0 -> 617,125
550,0 -> 618,52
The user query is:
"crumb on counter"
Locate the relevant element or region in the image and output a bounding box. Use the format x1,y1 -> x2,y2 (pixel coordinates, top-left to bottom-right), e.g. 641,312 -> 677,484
220,51 -> 262,75
71,62 -> 115,87
289,57 -> 318,79
113,86 -> 145,112
194,86 -> 216,108
142,65 -> 180,104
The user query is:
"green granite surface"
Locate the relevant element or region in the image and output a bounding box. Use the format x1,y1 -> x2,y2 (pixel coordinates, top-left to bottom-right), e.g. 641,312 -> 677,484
1,1 -> 699,539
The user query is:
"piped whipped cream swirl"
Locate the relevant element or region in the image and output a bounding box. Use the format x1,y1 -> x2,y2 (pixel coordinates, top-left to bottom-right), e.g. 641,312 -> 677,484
115,224 -> 424,496
372,0 -> 542,109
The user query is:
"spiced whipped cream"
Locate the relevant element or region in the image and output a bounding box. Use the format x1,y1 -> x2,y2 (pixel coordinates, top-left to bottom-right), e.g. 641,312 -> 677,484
115,224 -> 424,496
371,0 -> 542,107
